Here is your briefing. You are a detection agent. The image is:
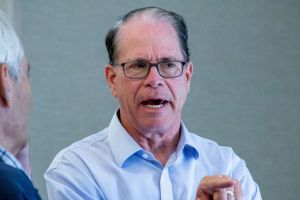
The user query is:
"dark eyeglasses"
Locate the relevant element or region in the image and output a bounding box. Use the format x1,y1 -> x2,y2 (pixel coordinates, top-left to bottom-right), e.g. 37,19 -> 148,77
113,60 -> 187,79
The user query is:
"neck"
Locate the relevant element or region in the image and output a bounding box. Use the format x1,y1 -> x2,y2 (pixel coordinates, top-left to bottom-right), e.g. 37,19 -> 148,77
129,128 -> 181,166
0,117 -> 18,156
0,139 -> 15,156
117,110 -> 182,165
0,132 -> 24,157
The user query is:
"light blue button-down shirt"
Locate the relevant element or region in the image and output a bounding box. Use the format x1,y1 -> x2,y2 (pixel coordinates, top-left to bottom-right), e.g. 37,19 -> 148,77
45,112 -> 261,200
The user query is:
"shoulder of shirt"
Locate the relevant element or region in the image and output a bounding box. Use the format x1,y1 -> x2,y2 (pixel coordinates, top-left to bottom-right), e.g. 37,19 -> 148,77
47,128 -> 108,170
68,128 -> 108,149
188,131 -> 234,153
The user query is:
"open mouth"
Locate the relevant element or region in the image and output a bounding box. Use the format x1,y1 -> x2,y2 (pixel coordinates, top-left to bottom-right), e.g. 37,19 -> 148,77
141,99 -> 168,109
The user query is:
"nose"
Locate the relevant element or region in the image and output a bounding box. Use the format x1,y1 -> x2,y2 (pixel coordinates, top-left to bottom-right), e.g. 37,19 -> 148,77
143,65 -> 164,88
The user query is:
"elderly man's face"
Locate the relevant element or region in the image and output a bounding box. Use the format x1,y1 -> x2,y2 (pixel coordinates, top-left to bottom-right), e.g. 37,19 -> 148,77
9,59 -> 32,149
106,18 -> 192,136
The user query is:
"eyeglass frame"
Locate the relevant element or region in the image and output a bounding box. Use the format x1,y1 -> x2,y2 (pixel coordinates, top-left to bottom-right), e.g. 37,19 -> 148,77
111,60 -> 188,79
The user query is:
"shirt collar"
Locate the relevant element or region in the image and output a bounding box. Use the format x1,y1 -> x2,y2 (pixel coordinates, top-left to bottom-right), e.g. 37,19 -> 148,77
108,111 -> 142,167
175,123 -> 199,160
0,146 -> 24,171
108,110 -> 199,167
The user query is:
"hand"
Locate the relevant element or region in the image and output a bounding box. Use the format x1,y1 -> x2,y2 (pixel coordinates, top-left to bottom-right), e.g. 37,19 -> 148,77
196,175 -> 243,200
15,144 -> 32,177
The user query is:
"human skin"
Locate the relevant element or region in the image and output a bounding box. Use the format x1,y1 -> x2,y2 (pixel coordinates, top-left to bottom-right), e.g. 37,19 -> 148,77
105,17 -> 193,165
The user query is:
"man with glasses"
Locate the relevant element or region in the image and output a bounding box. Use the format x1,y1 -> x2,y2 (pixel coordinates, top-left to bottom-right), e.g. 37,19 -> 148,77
45,7 -> 261,200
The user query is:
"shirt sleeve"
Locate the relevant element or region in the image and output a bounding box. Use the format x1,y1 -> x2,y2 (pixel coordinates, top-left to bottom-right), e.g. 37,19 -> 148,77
44,151 -> 105,200
231,149 -> 262,200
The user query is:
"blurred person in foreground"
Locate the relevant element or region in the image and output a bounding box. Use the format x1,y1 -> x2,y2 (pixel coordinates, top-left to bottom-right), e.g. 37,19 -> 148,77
0,10 -> 41,200
45,7 -> 261,200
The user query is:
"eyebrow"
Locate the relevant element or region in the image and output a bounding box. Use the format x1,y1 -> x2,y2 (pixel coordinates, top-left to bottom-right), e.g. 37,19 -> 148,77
159,57 -> 181,61
126,57 -> 182,63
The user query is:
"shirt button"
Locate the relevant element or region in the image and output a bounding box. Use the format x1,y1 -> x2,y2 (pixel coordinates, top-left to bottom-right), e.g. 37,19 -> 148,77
142,153 -> 149,159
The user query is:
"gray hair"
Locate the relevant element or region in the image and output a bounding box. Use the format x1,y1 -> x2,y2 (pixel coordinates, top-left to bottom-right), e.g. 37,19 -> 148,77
105,7 -> 190,64
0,10 -> 24,79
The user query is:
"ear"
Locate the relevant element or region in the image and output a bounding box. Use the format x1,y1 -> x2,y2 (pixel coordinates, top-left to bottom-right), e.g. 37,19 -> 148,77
185,62 -> 193,93
0,64 -> 12,107
105,64 -> 118,97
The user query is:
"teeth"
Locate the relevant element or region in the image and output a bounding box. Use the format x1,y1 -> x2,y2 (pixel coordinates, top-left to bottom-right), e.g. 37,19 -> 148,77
145,104 -> 163,109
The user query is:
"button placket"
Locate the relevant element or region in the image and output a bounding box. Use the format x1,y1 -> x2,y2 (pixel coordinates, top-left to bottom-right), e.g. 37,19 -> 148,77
160,167 -> 173,200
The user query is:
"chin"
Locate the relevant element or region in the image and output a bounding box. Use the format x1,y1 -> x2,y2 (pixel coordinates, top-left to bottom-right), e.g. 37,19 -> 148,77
138,120 -> 169,133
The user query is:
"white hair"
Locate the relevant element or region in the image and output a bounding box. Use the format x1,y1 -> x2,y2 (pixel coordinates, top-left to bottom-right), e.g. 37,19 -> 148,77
0,10 -> 24,79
